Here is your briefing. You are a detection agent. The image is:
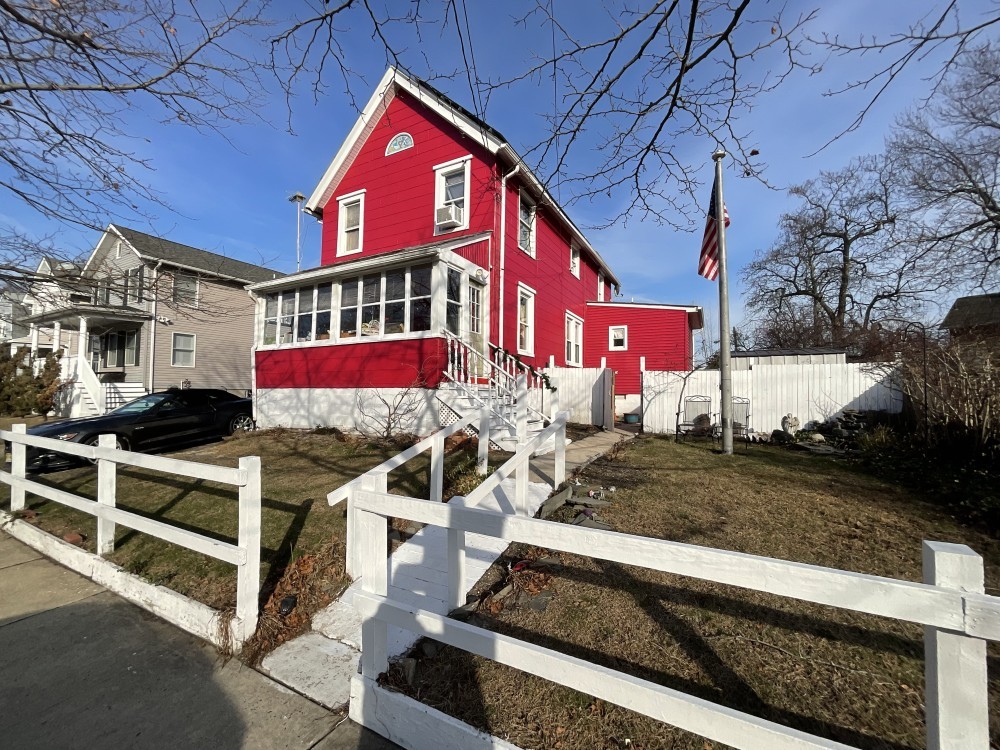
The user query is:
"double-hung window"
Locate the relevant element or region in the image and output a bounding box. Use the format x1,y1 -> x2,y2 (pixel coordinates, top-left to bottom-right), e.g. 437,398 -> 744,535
565,313 -> 583,367
337,190 -> 365,256
446,268 -> 462,335
434,156 -> 471,232
609,325 -> 628,351
517,283 -> 535,356
570,246 -> 580,278
518,193 -> 536,256
124,330 -> 138,366
124,267 -> 143,304
173,272 -> 198,307
597,272 -> 605,302
171,333 -> 196,367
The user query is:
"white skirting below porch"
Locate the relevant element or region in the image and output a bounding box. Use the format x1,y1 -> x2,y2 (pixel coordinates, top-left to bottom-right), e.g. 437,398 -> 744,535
255,387 -> 444,436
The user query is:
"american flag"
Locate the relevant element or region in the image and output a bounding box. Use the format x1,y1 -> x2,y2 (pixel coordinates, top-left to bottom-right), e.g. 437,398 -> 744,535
698,176 -> 729,281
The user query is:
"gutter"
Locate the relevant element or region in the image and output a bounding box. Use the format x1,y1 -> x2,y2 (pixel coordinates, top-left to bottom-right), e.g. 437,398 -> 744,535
498,164 -> 520,351
147,261 -> 163,393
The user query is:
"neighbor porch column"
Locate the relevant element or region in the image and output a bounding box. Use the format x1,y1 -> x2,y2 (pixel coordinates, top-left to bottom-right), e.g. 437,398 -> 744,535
78,316 -> 88,363
29,323 -> 38,358
52,321 -> 62,351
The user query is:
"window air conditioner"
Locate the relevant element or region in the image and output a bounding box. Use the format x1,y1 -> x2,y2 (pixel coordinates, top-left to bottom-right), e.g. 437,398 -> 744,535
436,204 -> 464,228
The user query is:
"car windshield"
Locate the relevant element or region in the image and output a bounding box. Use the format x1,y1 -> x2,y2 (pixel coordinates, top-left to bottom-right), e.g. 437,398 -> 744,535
109,393 -> 172,415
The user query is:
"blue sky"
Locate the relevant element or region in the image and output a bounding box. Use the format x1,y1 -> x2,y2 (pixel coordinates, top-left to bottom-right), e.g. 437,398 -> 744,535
4,1 -> 996,339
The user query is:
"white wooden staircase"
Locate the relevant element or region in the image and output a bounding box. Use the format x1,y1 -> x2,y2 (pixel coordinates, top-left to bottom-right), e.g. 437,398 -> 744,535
438,332 -> 564,455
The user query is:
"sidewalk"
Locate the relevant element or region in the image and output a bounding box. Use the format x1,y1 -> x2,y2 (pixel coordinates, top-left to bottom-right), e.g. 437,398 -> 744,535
0,531 -> 397,749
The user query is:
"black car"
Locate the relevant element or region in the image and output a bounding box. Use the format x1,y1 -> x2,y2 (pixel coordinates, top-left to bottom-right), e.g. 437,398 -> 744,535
23,388 -> 255,470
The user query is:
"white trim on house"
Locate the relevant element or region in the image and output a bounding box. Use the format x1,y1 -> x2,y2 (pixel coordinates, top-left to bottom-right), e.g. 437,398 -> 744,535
517,283 -> 536,356
385,132 -> 414,156
336,189 -> 366,257
433,156 -> 472,234
597,272 -> 604,302
565,311 -> 583,367
570,245 -> 580,278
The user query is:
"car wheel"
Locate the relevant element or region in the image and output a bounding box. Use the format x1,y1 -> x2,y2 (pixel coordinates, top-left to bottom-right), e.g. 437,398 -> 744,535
85,435 -> 128,463
228,414 -> 255,435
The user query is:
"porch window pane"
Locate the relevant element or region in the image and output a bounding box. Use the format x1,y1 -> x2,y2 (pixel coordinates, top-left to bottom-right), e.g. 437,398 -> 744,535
340,308 -> 357,338
410,298 -> 431,332
446,268 -> 462,335
296,314 -> 313,342
279,316 -> 293,344
315,311 -> 331,339
281,294 -> 295,317
298,287 -> 314,313
317,284 -> 332,310
410,265 -> 431,297
386,270 -> 405,301
385,302 -> 405,334
341,278 -> 359,307
263,320 -> 277,345
360,304 -> 380,336
362,274 -> 380,305
265,293 -> 278,317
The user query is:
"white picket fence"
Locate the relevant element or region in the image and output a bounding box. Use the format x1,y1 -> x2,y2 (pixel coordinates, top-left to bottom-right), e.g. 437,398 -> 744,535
348,490 -> 996,749
1,425 -> 261,645
642,363 -> 903,435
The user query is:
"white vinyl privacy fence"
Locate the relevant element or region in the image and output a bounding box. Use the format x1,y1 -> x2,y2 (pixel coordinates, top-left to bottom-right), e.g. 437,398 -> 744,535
544,366 -> 614,429
642,363 -> 903,435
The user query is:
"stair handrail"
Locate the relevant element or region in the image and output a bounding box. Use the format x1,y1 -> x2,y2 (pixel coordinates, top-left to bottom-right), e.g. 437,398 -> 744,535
440,370 -> 517,433
487,342 -> 553,422
77,355 -> 105,413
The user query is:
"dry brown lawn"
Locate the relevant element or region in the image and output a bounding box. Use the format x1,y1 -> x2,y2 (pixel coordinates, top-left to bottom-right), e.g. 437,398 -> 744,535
393,435 -> 1000,750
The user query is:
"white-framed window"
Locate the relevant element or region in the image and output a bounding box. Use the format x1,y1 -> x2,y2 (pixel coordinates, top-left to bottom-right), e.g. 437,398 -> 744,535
94,278 -> 111,306
385,132 -> 414,156
434,156 -> 471,232
338,264 -> 432,339
468,283 -> 483,336
597,272 -> 605,301
172,272 -> 198,307
609,325 -> 628,351
336,189 -> 365,256
171,332 -> 196,367
518,192 -> 536,256
124,330 -> 138,366
105,332 -> 120,367
570,245 -> 580,278
565,312 -> 583,367
446,267 -> 463,335
263,284 -> 334,345
124,266 -> 143,304
517,283 -> 535,356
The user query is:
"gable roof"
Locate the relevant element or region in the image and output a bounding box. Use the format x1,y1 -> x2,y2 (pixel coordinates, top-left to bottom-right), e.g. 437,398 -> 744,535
110,225 -> 281,284
305,67 -> 620,288
940,293 -> 1000,330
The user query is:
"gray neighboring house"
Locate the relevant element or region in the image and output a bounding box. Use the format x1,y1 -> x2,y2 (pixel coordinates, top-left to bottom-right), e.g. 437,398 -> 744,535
21,224 -> 281,417
941,293 -> 1000,341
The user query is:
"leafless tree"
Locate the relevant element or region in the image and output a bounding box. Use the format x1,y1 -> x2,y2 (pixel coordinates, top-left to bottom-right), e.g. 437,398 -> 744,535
743,156 -> 942,352
892,42 -> 1000,288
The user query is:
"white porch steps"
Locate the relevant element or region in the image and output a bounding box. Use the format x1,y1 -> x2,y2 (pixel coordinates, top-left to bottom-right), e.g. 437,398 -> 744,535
436,383 -> 560,455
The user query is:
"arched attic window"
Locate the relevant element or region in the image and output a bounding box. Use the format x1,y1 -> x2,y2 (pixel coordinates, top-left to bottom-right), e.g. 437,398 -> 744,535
385,132 -> 414,156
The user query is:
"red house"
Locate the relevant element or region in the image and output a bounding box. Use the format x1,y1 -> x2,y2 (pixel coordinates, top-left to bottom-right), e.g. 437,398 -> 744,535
250,68 -> 702,438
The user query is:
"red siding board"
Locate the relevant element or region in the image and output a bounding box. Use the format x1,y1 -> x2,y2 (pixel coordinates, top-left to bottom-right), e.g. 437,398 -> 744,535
256,339 -> 447,389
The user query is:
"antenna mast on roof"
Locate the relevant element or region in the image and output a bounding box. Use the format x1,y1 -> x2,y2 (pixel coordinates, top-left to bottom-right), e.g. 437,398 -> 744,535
288,192 -> 306,272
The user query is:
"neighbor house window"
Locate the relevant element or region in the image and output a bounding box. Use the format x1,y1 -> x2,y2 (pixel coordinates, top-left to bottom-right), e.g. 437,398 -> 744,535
172,272 -> 198,306
566,313 -> 583,367
434,156 -> 471,232
93,278 -> 111,306
105,332 -> 120,367
517,283 -> 535,355
123,266 -> 143,304
336,190 -> 365,256
609,325 -> 628,351
518,192 -> 536,256
171,332 -> 196,367
339,264 -> 432,339
570,246 -> 580,278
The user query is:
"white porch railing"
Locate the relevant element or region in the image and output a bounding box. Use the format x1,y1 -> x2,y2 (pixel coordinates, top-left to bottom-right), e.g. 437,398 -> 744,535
61,354 -> 105,414
1,425 -> 261,645
349,491 -> 997,750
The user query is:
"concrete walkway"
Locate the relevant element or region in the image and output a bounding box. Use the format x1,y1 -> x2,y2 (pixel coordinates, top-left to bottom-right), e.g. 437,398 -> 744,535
259,427 -> 634,709
0,531 -> 397,749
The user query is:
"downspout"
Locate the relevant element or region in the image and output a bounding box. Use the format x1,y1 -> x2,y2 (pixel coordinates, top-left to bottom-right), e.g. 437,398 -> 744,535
498,164 -> 520,351
247,288 -> 259,416
146,261 -> 163,393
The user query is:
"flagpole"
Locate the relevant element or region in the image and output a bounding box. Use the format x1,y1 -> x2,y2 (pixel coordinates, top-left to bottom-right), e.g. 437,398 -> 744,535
713,148 -> 733,455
